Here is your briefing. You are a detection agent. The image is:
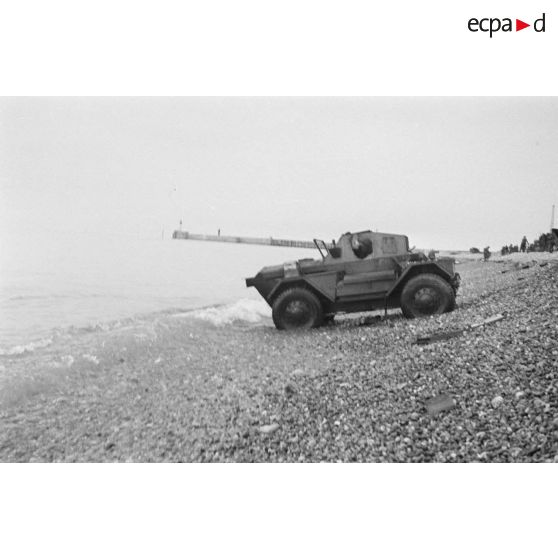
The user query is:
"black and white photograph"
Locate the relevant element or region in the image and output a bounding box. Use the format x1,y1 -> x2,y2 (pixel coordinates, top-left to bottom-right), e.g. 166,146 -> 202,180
2,96 -> 557,464
1,2 -> 557,557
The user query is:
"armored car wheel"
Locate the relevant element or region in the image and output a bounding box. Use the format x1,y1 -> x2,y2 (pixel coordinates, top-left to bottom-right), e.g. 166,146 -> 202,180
272,287 -> 324,330
400,274 -> 455,319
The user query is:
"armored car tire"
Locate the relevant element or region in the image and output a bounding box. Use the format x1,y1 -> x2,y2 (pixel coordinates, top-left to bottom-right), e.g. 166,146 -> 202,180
400,273 -> 455,319
272,287 -> 324,330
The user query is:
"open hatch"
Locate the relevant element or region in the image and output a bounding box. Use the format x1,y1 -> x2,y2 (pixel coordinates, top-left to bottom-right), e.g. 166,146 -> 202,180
313,239 -> 330,260
313,239 -> 341,259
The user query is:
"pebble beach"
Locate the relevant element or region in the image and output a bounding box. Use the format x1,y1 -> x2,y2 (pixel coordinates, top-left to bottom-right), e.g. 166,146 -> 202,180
1,252 -> 557,462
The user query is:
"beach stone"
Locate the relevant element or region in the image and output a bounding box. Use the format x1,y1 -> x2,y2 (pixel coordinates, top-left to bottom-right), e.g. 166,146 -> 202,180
491,396 -> 504,409
2,253 -> 558,463
284,383 -> 297,396
82,354 -> 99,365
425,394 -> 455,416
533,398 -> 545,409
259,424 -> 280,435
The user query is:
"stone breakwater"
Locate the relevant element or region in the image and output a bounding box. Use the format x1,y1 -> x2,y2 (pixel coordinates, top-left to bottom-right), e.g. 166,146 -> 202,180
0,255 -> 557,462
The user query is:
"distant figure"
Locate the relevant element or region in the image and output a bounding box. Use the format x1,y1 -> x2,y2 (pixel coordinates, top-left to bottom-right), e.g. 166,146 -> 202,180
520,236 -> 527,252
527,240 -> 535,252
483,246 -> 491,261
218,228 -> 221,237
549,234 -> 556,253
545,233 -> 554,252
501,245 -> 508,256
538,233 -> 547,252
533,239 -> 540,252
427,250 -> 436,261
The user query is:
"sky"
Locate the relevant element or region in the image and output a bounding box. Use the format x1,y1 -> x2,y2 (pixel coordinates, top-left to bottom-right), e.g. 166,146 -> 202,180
1,97 -> 557,250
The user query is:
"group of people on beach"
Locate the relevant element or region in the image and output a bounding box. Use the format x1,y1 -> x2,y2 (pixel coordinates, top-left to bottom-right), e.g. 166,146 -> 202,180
500,233 -> 557,256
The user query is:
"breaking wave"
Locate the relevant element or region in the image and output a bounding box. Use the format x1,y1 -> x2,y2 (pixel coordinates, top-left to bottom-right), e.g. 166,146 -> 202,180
180,299 -> 271,326
0,337 -> 53,356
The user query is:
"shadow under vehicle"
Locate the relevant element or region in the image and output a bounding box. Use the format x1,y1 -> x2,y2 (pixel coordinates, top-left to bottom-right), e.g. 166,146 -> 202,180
246,230 -> 461,330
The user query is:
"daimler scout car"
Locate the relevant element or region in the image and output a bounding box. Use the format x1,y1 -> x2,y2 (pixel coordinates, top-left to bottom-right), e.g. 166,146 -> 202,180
246,230 -> 460,330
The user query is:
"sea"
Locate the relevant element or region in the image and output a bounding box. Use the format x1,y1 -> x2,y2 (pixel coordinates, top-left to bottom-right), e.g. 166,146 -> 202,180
0,229 -> 317,355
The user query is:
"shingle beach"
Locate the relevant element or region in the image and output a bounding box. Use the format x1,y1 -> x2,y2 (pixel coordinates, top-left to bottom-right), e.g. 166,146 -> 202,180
1,253 -> 557,462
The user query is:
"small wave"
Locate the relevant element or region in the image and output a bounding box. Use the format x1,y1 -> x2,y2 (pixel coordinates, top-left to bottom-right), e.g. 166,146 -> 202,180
180,299 -> 271,326
0,337 -> 53,356
6,294 -> 70,302
5,293 -> 107,302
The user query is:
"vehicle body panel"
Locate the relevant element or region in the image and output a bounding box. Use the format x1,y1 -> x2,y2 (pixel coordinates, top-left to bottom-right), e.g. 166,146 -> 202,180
246,230 -> 460,318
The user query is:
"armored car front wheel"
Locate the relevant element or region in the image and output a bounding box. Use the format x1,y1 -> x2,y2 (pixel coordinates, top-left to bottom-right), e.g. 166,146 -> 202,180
400,273 -> 455,319
272,288 -> 324,330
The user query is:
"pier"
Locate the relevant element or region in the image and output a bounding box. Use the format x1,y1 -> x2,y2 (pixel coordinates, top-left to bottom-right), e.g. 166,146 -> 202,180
172,230 -> 330,249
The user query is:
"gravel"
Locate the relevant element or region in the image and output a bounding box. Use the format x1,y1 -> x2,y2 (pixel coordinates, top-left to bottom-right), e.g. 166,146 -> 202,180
0,255 -> 557,462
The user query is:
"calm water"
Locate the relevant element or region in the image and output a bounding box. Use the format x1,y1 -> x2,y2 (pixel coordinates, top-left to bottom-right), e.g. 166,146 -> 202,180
0,230 -> 316,353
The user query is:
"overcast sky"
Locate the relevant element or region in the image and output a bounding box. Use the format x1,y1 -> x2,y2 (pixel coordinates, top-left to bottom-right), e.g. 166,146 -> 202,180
1,97 -> 557,250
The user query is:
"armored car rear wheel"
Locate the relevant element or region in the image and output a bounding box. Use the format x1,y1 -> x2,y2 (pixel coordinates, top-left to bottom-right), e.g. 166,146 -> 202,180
272,288 -> 324,330
400,274 -> 455,319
